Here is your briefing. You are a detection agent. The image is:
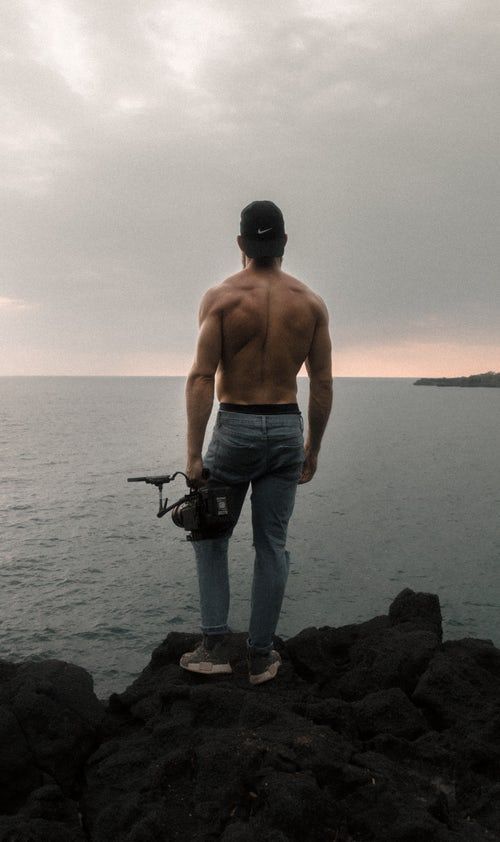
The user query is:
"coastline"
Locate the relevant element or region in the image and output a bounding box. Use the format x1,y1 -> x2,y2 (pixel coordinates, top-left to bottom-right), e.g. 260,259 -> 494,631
415,372 -> 500,388
1,588 -> 499,841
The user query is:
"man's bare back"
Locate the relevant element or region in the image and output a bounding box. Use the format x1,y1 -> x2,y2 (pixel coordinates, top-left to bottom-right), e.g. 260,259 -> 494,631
211,265 -> 325,405
186,262 -> 332,486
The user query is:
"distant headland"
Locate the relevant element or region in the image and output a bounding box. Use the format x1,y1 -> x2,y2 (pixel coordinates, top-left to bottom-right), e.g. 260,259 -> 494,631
414,371 -> 500,387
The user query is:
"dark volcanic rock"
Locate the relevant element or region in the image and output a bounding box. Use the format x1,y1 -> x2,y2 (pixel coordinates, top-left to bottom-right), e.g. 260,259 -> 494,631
8,659 -> 103,792
0,703 -> 42,812
2,589 -> 500,841
389,587 -> 443,639
352,687 -> 428,739
0,657 -> 103,840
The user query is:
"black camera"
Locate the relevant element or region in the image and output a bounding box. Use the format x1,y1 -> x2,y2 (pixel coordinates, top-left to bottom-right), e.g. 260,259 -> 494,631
170,485 -> 234,541
127,471 -> 235,541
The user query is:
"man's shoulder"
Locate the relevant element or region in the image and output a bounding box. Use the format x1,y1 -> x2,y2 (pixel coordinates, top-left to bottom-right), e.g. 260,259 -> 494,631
280,272 -> 328,313
199,277 -> 240,317
204,271 -> 252,304
209,275 -> 241,296
280,270 -> 315,295
218,269 -> 247,288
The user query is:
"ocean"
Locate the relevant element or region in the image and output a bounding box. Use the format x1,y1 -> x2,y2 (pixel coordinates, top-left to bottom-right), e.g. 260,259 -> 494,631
1,376 -> 499,699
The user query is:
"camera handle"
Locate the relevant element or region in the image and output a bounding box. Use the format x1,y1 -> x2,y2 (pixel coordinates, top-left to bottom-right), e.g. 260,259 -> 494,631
157,468 -> 210,518
127,469 -> 210,518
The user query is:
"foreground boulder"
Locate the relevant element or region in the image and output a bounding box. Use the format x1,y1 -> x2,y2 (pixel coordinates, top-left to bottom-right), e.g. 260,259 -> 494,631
0,659 -> 103,840
1,588 -> 500,841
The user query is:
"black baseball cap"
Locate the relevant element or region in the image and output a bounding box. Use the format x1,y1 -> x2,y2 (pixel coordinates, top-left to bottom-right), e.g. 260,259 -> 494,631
240,200 -> 286,258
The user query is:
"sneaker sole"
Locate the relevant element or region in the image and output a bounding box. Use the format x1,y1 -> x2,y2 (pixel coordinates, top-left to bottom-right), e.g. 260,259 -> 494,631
248,655 -> 282,685
179,658 -> 232,675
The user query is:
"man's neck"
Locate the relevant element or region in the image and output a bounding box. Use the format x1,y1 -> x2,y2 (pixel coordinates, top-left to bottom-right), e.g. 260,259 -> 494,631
244,257 -> 283,272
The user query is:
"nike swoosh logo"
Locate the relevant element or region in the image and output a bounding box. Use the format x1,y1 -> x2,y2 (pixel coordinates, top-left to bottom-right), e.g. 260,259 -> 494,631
257,227 -> 273,234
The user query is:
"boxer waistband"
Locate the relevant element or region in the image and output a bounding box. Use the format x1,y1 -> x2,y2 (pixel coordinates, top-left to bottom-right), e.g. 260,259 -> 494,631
219,402 -> 300,415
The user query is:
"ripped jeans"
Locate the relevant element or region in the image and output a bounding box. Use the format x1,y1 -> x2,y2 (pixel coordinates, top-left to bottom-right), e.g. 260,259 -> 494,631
192,408 -> 304,654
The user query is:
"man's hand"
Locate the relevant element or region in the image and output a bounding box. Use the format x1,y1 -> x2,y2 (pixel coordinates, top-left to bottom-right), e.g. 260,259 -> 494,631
186,455 -> 207,489
298,447 -> 318,484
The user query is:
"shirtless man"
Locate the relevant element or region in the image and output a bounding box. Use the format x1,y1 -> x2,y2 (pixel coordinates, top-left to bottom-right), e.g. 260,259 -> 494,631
180,200 -> 333,684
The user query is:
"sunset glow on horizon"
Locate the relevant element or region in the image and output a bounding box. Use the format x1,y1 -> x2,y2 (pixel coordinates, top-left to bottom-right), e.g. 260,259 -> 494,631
1,343 -> 498,379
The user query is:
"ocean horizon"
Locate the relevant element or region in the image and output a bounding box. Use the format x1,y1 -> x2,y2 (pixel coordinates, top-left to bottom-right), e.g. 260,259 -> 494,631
2,375 -> 499,699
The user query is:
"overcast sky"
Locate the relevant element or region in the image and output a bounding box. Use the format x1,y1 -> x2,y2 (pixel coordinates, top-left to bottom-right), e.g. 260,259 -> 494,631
1,0 -> 498,376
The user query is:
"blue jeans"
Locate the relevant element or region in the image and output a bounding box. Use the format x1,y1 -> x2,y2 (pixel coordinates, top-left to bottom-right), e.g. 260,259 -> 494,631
193,409 -> 305,655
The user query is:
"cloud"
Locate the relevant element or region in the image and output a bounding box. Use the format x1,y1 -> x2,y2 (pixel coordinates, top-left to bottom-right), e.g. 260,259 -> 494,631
0,0 -> 498,374
25,0 -> 95,96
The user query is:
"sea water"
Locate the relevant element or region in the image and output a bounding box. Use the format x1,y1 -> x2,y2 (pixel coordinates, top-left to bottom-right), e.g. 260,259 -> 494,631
1,376 -> 499,698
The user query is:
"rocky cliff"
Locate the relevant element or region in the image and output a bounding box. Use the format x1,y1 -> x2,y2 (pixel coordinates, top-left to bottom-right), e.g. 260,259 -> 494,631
1,588 -> 500,841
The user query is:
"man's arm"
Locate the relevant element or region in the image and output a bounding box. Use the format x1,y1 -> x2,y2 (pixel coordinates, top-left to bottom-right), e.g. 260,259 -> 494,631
299,298 -> 333,484
185,288 -> 222,486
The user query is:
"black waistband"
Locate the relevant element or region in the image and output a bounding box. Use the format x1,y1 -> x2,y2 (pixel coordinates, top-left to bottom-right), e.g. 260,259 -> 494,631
220,402 -> 300,415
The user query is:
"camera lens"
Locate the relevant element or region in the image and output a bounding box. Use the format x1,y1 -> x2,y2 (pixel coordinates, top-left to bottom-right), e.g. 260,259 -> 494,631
171,502 -> 187,528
